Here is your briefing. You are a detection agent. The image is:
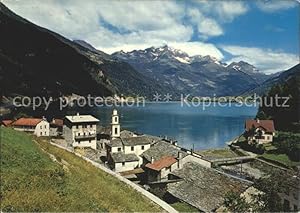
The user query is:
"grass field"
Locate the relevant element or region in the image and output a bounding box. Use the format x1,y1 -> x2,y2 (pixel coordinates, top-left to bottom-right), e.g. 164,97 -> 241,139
260,153 -> 300,168
0,127 -> 162,212
196,148 -> 241,159
171,202 -> 199,212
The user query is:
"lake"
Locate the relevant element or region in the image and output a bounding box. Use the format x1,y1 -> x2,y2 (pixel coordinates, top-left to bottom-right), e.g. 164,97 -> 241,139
90,102 -> 258,150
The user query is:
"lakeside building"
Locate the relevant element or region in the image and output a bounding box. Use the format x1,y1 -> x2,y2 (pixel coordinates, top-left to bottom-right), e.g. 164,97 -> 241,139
10,117 -> 50,137
106,136 -> 158,172
245,119 -> 275,144
106,109 -> 161,172
145,155 -> 183,183
1,119 -> 13,127
50,118 -> 63,136
63,113 -> 99,150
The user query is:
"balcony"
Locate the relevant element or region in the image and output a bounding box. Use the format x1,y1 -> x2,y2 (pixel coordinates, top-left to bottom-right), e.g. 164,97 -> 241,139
74,133 -> 96,140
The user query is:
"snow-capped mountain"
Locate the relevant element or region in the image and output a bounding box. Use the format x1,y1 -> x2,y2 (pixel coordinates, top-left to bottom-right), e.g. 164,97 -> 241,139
112,45 -> 270,97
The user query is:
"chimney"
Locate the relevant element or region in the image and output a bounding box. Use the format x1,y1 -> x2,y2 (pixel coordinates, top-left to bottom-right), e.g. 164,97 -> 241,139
151,157 -> 154,164
42,116 -> 46,121
256,118 -> 260,124
177,152 -> 183,169
77,112 -> 80,116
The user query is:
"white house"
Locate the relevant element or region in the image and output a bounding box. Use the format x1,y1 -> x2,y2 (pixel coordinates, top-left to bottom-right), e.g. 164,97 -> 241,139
11,117 -> 50,137
63,113 -> 99,150
106,136 -> 157,172
245,119 -> 276,144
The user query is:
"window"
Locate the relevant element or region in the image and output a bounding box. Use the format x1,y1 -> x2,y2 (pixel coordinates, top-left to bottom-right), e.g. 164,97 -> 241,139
118,147 -> 121,152
294,205 -> 298,211
44,132 -> 46,135
115,127 -> 118,135
122,162 -> 125,166
40,126 -> 42,129
115,117 -> 118,122
78,133 -> 80,136
141,145 -> 144,150
89,140 -> 91,143
76,125 -> 78,129
283,199 -> 290,211
45,125 -> 46,129
131,146 -> 134,151
90,124 -> 93,128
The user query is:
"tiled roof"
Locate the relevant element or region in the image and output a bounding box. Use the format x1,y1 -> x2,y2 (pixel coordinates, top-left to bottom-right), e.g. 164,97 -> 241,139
245,119 -> 275,133
141,140 -> 188,162
2,120 -> 13,126
168,162 -> 250,212
110,152 -> 139,163
51,119 -> 63,127
12,118 -> 43,127
145,156 -> 177,171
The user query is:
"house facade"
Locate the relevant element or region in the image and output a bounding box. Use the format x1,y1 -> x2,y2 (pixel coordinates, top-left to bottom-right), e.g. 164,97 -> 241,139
145,155 -> 182,182
245,119 -> 275,144
50,118 -> 63,136
63,113 -> 99,150
11,118 -> 50,137
106,138 -> 140,172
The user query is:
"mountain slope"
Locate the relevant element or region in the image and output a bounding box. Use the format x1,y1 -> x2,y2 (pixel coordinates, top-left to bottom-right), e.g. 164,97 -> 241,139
0,3 -> 162,98
113,46 -> 271,96
247,64 -> 300,95
1,127 -> 162,212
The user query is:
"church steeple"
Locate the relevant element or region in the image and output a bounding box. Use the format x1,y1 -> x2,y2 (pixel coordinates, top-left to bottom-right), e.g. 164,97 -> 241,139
111,109 -> 120,139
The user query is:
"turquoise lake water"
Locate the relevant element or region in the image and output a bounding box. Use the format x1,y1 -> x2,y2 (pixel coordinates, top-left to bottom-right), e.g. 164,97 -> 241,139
91,102 -> 258,150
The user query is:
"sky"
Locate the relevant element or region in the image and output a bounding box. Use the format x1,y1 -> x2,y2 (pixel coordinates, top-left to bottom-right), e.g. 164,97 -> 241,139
2,0 -> 299,74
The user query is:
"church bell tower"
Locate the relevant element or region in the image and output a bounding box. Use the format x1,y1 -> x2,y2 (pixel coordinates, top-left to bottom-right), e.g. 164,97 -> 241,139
111,109 -> 120,139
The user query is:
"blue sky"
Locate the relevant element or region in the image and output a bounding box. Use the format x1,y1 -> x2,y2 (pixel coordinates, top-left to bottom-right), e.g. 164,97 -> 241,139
3,0 -> 299,73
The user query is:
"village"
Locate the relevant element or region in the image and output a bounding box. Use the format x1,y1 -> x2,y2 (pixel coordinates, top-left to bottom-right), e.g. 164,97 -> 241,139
1,110 -> 299,212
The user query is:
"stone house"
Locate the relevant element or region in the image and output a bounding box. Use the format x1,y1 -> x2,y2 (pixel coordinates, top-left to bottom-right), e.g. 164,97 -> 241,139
63,113 -> 99,150
106,136 -> 155,172
50,118 -> 63,136
245,119 -> 275,144
145,154 -> 183,183
11,117 -> 50,137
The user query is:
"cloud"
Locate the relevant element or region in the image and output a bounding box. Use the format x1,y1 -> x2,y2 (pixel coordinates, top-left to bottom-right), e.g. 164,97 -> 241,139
187,8 -> 223,38
193,0 -> 249,22
255,0 -> 298,12
221,45 -> 299,74
2,0 -> 247,55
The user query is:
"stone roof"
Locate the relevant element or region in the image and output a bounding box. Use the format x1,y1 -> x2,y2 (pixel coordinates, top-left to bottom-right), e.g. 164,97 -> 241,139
110,152 -> 139,163
122,136 -> 154,146
120,130 -> 136,138
107,138 -> 123,147
245,119 -> 275,133
141,140 -> 188,162
65,114 -> 99,123
145,156 -> 177,171
168,162 -> 250,212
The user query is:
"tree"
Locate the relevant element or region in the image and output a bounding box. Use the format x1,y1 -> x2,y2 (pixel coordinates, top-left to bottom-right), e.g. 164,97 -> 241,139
224,191 -> 250,212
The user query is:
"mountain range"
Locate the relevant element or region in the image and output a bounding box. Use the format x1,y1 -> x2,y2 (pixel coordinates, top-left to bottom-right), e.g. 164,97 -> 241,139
0,2 -> 299,101
112,46 -> 272,97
